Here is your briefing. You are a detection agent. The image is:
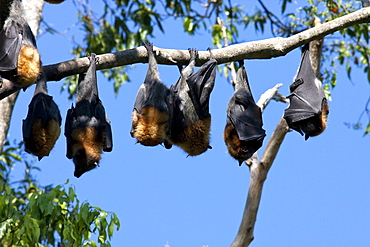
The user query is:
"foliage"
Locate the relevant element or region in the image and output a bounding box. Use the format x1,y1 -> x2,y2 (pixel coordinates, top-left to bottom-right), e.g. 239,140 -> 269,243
0,141 -> 120,247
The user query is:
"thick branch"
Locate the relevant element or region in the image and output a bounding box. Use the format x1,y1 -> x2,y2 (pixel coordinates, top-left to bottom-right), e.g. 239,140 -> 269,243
0,7 -> 368,100
231,117 -> 289,247
42,7 -> 369,82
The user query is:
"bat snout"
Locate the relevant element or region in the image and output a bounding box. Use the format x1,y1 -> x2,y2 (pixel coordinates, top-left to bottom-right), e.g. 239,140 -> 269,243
73,149 -> 100,178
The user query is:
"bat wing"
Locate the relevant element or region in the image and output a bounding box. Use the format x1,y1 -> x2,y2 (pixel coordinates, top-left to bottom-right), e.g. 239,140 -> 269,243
132,84 -> 146,114
228,90 -> 266,141
22,93 -> 61,138
94,98 -> 113,152
284,44 -> 325,125
64,105 -> 76,159
0,21 -> 22,71
186,58 -> 217,119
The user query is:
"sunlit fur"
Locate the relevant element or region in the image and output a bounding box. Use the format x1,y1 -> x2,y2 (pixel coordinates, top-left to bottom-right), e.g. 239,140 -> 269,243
70,126 -> 103,177
25,118 -> 60,160
16,45 -> 41,88
300,99 -> 329,140
131,106 -> 169,146
172,116 -> 211,156
44,0 -> 65,3
223,123 -> 258,164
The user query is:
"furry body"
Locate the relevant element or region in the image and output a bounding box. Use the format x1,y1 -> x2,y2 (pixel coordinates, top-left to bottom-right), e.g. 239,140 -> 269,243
65,54 -> 113,178
131,42 -> 173,147
223,61 -> 266,165
22,74 -> 61,160
169,48 -> 215,156
283,43 -> 329,140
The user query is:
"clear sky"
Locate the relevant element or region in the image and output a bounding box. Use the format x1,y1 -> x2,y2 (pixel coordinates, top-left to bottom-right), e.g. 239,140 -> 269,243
7,1 -> 370,246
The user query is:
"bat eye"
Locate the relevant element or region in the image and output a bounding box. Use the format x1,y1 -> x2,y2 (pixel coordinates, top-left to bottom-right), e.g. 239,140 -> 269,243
75,149 -> 86,158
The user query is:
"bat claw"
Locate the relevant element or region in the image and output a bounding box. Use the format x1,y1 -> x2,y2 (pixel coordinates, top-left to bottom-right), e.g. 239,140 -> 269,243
208,145 -> 212,149
207,47 -> 213,59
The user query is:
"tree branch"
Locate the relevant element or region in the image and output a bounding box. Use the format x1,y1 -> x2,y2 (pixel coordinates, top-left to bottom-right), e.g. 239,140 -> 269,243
231,117 -> 289,247
0,7 -> 368,100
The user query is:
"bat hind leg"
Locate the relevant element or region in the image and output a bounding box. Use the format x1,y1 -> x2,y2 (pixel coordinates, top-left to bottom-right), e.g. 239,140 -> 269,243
132,106 -> 169,146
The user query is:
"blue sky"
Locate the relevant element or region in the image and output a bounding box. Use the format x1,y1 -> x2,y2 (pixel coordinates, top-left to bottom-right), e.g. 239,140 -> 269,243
7,1 -> 370,246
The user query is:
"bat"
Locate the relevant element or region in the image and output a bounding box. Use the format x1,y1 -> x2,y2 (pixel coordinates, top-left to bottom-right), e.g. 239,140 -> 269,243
223,60 -> 266,165
130,42 -> 173,147
169,48 -> 216,156
0,0 -> 41,88
22,72 -> 61,160
283,43 -> 329,140
65,53 -> 113,178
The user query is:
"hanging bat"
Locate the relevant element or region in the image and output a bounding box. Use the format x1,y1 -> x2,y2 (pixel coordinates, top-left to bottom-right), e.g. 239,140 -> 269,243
131,42 -> 173,147
65,53 -> 113,178
169,48 -> 216,156
223,60 -> 266,165
0,0 -> 41,88
22,72 -> 61,160
283,43 -> 329,140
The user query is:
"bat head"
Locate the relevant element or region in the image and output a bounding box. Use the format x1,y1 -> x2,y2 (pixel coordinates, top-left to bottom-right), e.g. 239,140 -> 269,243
224,124 -> 263,165
73,148 -> 100,178
292,98 -> 329,140
131,106 -> 170,146
69,127 -> 103,177
172,116 -> 211,156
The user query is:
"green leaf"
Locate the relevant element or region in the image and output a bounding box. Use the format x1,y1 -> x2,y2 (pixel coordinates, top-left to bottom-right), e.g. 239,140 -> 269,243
364,122 -> 370,135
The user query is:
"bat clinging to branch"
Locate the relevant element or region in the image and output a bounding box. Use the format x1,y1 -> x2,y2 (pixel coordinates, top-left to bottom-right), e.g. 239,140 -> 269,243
169,48 -> 216,156
0,0 -> 41,88
283,43 -> 329,140
130,42 -> 173,148
224,60 -> 266,165
22,73 -> 61,160
65,53 -> 113,178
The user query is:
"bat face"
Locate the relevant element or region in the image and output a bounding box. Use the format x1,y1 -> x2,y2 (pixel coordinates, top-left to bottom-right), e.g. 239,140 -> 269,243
0,1 -> 41,88
289,98 -> 329,140
65,53 -> 113,178
70,126 -> 103,178
169,48 -> 216,156
22,76 -> 62,160
283,43 -> 329,140
131,42 -> 172,147
223,61 -> 266,165
224,123 -> 264,165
